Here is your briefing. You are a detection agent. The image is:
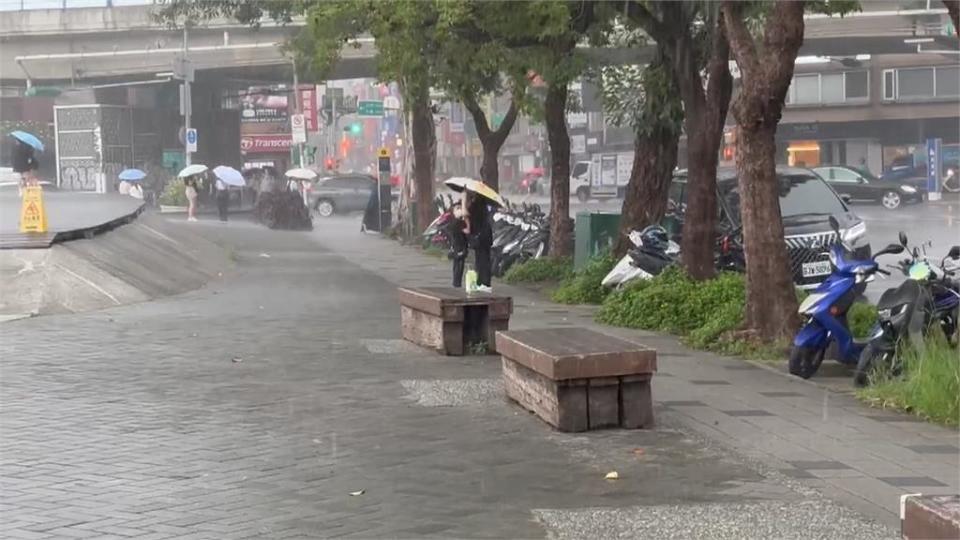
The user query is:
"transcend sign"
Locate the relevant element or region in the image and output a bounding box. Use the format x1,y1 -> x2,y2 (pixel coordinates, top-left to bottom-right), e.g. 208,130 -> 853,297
240,135 -> 293,153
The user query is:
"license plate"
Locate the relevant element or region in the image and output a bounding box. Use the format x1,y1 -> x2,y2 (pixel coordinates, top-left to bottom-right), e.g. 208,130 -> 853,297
802,260 -> 832,278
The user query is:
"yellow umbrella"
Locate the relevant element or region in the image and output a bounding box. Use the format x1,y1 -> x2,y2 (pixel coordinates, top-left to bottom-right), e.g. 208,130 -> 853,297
443,177 -> 505,207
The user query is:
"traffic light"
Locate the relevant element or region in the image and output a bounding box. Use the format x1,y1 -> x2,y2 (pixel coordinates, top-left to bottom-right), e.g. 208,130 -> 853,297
324,156 -> 335,170
348,122 -> 362,136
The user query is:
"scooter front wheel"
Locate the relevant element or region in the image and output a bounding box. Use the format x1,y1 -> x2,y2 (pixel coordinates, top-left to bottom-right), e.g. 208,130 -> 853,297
788,345 -> 826,379
854,342 -> 893,387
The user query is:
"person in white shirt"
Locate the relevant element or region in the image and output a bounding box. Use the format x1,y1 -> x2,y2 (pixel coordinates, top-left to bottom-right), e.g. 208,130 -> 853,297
129,183 -> 144,200
118,180 -> 132,195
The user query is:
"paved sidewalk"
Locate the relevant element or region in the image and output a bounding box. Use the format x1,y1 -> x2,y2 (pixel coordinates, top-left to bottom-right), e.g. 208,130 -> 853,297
311,216 -> 960,529
0,216 -> 946,538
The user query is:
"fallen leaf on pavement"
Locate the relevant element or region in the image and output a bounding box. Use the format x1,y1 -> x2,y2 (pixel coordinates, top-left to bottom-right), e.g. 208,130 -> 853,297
632,448 -> 645,456
349,490 -> 364,496
604,471 -> 618,480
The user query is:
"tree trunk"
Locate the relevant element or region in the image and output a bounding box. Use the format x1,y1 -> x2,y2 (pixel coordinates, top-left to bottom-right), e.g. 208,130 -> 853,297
463,96 -> 519,192
480,141 -> 500,190
614,127 -> 679,257
544,81 -> 572,257
410,86 -> 436,234
723,0 -> 805,343
680,127 -> 720,278
671,11 -> 732,281
736,122 -> 798,341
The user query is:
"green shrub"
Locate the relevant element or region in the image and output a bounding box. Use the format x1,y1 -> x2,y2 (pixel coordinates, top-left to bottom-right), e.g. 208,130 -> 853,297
848,302 -> 878,338
159,178 -> 186,206
858,335 -> 959,427
504,257 -> 573,284
597,268 -> 746,339
550,253 -> 617,305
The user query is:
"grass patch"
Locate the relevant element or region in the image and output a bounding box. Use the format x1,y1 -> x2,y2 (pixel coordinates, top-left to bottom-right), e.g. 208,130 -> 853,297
858,335 -> 960,427
595,268 -> 787,359
550,253 -> 617,305
848,302 -> 878,339
504,257 -> 573,284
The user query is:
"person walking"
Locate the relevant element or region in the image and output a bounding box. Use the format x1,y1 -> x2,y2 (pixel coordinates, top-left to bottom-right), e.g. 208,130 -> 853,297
185,176 -> 199,222
215,176 -> 230,222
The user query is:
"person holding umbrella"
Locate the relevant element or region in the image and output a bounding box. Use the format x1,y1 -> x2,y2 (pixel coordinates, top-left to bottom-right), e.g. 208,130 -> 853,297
178,164 -> 209,222
213,166 -> 246,222
444,178 -> 504,292
9,131 -> 43,196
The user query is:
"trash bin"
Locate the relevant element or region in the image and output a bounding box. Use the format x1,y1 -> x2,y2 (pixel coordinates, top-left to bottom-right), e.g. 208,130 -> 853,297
574,211 -> 621,270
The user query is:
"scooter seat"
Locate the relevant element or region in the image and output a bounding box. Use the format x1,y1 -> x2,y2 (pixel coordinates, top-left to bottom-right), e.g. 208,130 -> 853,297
877,280 -> 921,309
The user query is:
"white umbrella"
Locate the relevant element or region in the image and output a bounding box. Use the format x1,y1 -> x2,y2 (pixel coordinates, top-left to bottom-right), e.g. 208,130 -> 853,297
178,164 -> 208,178
285,168 -> 318,180
213,165 -> 246,187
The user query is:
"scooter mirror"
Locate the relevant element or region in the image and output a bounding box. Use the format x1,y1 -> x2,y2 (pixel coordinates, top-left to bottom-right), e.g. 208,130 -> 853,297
877,243 -> 905,257
949,245 -> 960,260
898,231 -> 908,246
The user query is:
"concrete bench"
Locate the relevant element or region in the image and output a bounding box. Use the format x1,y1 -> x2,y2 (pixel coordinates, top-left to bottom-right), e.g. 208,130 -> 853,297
398,287 -> 512,355
902,494 -> 960,539
496,327 -> 657,432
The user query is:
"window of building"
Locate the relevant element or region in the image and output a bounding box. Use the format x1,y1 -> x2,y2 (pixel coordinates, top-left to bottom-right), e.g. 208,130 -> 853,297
821,73 -> 844,103
897,67 -> 935,98
794,75 -> 820,104
844,71 -> 869,100
883,69 -> 896,100
935,66 -> 960,97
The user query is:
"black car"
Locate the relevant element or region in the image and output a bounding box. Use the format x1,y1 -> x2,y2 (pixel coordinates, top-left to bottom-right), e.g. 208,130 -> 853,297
669,166 -> 870,289
813,165 -> 924,210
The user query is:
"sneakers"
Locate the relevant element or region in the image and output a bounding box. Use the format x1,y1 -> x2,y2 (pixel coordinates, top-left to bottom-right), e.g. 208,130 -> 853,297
476,285 -> 493,294
188,216 -> 198,222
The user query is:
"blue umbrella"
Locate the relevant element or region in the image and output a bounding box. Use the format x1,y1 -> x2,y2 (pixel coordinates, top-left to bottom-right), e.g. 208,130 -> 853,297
9,130 -> 44,153
118,168 -> 147,182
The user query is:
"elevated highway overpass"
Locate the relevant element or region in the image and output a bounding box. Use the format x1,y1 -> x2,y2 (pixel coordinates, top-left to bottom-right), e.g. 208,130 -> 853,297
0,3 -> 956,88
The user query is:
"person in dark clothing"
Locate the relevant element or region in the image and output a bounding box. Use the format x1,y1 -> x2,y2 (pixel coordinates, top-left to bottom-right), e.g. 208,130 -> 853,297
215,177 -> 230,222
464,191 -> 494,289
12,140 -> 38,194
447,202 -> 468,287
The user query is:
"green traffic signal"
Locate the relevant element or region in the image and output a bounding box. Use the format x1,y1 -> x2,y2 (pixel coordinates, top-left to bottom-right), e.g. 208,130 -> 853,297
349,122 -> 362,135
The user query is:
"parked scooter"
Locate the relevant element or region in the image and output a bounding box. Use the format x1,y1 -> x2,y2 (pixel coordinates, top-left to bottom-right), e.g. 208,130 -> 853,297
491,202 -> 549,276
602,226 -> 679,288
853,237 -> 960,386
422,194 -> 457,249
789,216 -> 905,379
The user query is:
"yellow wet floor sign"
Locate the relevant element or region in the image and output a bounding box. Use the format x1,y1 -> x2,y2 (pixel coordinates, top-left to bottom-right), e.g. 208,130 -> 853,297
19,186 -> 48,233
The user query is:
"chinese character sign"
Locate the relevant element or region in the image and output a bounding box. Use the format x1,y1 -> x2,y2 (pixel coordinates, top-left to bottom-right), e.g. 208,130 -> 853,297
298,86 -> 319,132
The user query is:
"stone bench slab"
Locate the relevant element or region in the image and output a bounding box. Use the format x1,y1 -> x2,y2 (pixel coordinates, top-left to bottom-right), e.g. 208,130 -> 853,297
399,287 -> 512,356
496,327 -> 657,432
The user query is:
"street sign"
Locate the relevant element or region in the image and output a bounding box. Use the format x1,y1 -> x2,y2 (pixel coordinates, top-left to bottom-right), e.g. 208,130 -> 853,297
173,56 -> 195,82
383,96 -> 401,110
358,100 -> 384,117
378,147 -> 390,158
927,138 -> 942,201
19,186 -> 48,233
291,114 -> 307,143
185,128 -> 198,153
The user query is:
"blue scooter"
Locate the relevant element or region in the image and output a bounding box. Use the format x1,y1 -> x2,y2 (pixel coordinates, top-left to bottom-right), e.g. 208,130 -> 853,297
789,216 -> 905,379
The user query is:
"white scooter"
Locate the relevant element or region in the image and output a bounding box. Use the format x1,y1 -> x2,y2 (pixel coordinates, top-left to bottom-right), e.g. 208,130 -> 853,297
602,229 -> 679,289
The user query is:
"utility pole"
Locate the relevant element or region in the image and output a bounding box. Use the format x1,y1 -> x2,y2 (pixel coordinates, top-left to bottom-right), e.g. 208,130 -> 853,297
182,25 -> 192,166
